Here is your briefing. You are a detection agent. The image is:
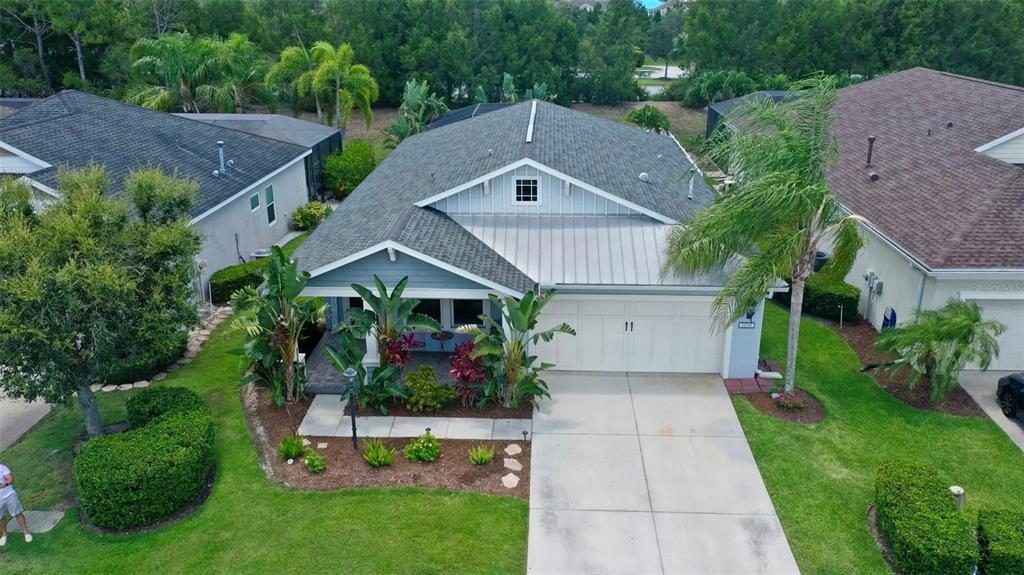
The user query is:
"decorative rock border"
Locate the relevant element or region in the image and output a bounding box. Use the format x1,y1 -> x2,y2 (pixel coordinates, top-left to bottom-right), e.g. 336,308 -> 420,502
501,442 -> 525,489
96,305 -> 232,393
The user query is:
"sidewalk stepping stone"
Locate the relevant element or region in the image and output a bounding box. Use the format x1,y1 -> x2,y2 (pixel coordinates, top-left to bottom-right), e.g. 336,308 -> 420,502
504,443 -> 522,456
152,372 -> 167,381
302,438 -> 312,446
5,510 -> 64,534
317,442 -> 328,449
100,385 -> 117,392
183,350 -> 198,359
134,380 -> 150,388
176,357 -> 193,366
503,458 -> 522,472
116,384 -> 134,391
501,473 -> 520,489
89,384 -> 102,393
166,363 -> 180,373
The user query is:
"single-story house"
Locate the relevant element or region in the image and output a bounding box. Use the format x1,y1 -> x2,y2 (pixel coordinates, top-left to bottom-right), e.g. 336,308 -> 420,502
176,113 -> 341,201
0,90 -> 311,300
294,99 -> 768,379
705,91 -> 787,139
831,68 -> 1024,371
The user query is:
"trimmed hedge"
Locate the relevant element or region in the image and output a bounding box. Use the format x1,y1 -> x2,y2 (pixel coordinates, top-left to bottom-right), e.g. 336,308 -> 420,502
208,233 -> 308,304
979,510 -> 1024,575
103,330 -> 187,385
126,386 -> 206,429
75,389 -> 214,530
875,460 -> 979,575
773,274 -> 860,321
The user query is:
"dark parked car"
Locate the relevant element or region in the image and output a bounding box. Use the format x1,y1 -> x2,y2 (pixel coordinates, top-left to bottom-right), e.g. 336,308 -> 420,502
997,373 -> 1024,419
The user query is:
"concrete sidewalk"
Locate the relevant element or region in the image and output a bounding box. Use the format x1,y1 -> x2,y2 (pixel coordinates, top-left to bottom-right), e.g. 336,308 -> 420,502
0,395 -> 51,451
527,372 -> 799,575
959,370 -> 1024,452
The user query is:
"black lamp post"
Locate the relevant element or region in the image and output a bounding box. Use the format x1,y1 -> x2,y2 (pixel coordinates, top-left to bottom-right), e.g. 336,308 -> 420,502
343,367 -> 359,450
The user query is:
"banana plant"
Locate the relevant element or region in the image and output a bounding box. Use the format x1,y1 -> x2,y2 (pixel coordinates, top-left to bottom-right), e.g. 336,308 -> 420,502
231,246 -> 325,405
345,275 -> 441,367
459,289 -> 574,408
324,326 -> 403,415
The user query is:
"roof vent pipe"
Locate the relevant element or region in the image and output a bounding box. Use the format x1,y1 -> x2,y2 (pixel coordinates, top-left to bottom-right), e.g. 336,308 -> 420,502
866,136 -> 876,167
217,141 -> 226,172
638,172 -> 649,182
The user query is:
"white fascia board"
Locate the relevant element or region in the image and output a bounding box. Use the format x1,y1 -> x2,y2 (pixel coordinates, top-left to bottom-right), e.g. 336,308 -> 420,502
190,150 -> 310,225
959,290 -> 1024,301
546,283 -> 723,293
18,176 -> 61,199
414,158 -> 677,224
305,240 -> 525,298
974,126 -> 1024,153
0,140 -> 52,170
302,287 -> 496,299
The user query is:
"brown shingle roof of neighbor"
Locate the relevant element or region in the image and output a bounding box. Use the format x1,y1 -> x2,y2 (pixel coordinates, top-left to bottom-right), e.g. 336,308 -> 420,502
830,67 -> 1024,270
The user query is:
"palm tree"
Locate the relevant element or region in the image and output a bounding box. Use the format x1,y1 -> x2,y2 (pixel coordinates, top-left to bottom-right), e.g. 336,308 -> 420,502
664,76 -> 864,393
127,32 -> 216,112
266,42 -> 324,122
310,42 -> 379,130
231,246 -> 325,405
195,33 -> 269,113
627,104 -> 670,133
876,298 -> 1005,403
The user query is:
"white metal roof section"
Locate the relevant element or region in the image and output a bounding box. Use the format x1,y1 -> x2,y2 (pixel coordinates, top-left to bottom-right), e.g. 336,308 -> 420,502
451,213 -> 729,287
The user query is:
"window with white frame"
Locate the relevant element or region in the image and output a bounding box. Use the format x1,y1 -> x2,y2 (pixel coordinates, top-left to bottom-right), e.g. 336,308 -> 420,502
405,298 -> 489,330
414,299 -> 443,325
249,193 -> 260,211
264,185 -> 276,225
514,177 -> 540,204
452,299 -> 485,326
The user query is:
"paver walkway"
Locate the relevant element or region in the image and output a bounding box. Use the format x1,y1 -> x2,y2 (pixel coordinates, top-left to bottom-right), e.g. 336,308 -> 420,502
959,370 -> 1024,453
528,372 -> 799,575
297,394 -> 532,440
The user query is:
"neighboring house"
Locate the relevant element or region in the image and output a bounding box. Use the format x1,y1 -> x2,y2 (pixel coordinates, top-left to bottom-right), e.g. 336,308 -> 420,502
712,68 -> 1024,371
0,98 -> 39,120
705,91 -> 787,139
0,91 -> 311,301
176,113 -> 341,201
294,100 -> 769,379
427,103 -> 511,130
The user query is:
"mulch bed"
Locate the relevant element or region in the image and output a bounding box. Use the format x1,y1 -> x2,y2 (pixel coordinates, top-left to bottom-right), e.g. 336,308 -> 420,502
248,388 -> 530,499
866,506 -> 901,574
344,398 -> 533,419
815,317 -> 985,418
745,389 -> 825,424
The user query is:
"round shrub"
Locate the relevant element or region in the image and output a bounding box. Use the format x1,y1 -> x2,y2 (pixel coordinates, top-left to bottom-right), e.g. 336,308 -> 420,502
291,201 -> 332,231
324,140 -> 376,198
75,405 -> 215,530
126,386 -> 205,429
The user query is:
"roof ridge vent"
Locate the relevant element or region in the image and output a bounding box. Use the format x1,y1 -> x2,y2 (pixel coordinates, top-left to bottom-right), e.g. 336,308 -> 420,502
525,100 -> 537,143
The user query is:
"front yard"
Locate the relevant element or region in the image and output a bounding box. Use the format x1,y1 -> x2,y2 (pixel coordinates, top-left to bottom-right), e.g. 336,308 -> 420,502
739,304 -> 1024,573
0,323 -> 527,574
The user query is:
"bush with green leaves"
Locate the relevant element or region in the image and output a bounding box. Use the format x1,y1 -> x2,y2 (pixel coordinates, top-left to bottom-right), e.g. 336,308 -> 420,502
405,366 -> 458,414
874,460 -> 979,575
278,434 -> 305,460
324,139 -> 376,198
103,330 -> 188,386
362,438 -> 397,468
978,509 -> 1024,575
773,274 -> 860,322
626,105 -> 670,133
208,233 -> 307,305
468,444 -> 495,466
403,430 -> 441,463
75,403 -> 215,530
304,449 -> 326,474
291,201 -> 332,231
126,386 -> 206,429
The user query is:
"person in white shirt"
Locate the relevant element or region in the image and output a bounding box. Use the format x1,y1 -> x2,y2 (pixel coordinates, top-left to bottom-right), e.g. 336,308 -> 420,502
0,463 -> 32,545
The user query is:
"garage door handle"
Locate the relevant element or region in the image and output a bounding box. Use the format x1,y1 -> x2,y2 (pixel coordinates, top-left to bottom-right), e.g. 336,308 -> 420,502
630,321 -> 634,332
624,321 -> 628,332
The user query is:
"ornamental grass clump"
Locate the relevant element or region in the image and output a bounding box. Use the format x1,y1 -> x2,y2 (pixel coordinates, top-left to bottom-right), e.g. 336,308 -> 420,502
363,438 -> 396,468
468,444 -> 495,465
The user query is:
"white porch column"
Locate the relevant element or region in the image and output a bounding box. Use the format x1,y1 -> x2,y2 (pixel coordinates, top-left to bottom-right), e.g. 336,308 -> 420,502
363,333 -> 380,383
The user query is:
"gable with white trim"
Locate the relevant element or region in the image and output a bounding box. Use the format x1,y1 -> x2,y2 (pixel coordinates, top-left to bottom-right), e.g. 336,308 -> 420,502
978,127 -> 1024,165
429,163 -> 642,216
305,249 -> 493,293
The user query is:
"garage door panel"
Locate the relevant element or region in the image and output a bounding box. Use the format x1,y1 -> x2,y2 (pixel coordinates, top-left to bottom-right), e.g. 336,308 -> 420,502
580,300 -> 627,316
976,299 -> 1024,371
535,314 -> 580,370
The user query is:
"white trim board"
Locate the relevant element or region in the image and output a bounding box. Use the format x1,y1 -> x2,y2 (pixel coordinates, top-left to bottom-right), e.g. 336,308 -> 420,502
959,291 -> 1024,301
974,126 -> 1024,153
304,240 -> 525,298
19,176 -> 61,199
0,140 -> 52,170
302,287 -> 497,300
190,150 -> 310,225
413,157 -> 677,224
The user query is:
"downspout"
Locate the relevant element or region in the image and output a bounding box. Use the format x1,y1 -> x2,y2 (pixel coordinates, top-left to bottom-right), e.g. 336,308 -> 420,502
235,232 -> 246,264
914,270 -> 927,320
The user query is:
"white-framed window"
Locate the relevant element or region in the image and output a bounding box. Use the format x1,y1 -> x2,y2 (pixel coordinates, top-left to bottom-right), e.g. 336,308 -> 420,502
264,185 -> 276,225
406,298 -> 490,330
249,193 -> 260,211
513,177 -> 540,204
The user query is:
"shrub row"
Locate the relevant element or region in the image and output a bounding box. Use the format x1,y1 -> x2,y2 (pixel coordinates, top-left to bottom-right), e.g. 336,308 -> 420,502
75,387 -> 215,530
773,274 -> 860,321
978,510 -> 1024,575
102,330 -> 187,385
875,460 -> 979,575
208,233 -> 307,304
126,386 -> 207,429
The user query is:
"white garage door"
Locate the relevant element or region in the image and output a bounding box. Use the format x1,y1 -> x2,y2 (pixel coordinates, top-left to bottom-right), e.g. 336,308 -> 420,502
976,299 -> 1024,371
534,296 -> 725,373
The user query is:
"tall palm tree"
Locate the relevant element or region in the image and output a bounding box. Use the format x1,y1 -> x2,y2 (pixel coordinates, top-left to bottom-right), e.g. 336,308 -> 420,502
664,76 -> 864,393
310,41 -> 379,130
127,32 -> 216,112
195,33 -> 269,113
266,42 -> 324,122
876,298 -> 1005,403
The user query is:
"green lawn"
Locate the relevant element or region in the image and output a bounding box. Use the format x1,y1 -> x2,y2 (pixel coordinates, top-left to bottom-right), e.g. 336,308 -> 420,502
0,322 -> 528,574
738,304 -> 1024,573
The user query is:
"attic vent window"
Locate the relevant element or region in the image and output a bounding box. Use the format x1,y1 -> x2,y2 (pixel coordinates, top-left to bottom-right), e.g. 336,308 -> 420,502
514,177 -> 540,204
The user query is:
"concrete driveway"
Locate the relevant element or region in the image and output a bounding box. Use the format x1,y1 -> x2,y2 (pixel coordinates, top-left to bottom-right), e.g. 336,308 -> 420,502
527,372 -> 799,575
959,370 -> 1024,452
0,395 -> 51,451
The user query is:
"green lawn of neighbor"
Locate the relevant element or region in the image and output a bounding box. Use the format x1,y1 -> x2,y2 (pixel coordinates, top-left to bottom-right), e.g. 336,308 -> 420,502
0,322 -> 528,574
737,304 -> 1024,573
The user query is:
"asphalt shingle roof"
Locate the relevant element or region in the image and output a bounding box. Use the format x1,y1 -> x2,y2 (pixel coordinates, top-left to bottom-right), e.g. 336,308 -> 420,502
0,91 -> 308,218
175,113 -> 339,148
830,68 -> 1024,270
293,100 -> 716,291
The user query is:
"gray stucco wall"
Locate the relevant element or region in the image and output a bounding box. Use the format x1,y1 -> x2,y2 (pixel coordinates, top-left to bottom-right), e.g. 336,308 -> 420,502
306,250 -> 490,291
724,301 -> 765,378
194,158 -> 308,297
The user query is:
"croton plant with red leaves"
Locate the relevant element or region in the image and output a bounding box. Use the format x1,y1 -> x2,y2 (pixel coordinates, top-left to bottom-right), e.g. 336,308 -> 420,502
450,341 -> 485,406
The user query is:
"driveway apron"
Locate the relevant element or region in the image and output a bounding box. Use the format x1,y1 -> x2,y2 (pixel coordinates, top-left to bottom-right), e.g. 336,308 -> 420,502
527,372 -> 799,574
